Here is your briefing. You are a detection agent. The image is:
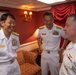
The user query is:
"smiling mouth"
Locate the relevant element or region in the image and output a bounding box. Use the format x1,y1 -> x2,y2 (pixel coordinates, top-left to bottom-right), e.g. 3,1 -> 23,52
9,27 -> 13,30
8,27 -> 14,32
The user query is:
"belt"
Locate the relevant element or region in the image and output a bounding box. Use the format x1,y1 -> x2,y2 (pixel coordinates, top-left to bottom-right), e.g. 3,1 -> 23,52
43,50 -> 51,53
44,50 -> 58,54
10,59 -> 15,64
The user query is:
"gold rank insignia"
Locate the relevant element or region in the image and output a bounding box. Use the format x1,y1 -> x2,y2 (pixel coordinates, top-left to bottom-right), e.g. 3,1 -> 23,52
52,30 -> 59,35
12,38 -> 17,46
39,26 -> 44,30
0,44 -> 5,48
56,25 -> 63,30
12,32 -> 19,36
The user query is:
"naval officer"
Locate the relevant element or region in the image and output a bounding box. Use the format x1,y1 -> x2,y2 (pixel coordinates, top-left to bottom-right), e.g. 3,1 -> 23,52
59,14 -> 76,75
37,11 -> 68,75
0,13 -> 20,75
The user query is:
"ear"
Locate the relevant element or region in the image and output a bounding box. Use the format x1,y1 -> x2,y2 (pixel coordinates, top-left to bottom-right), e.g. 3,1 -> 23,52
0,21 -> 5,27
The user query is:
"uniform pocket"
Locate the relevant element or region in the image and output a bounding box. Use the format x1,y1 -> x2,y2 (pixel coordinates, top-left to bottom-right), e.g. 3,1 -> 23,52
51,35 -> 60,43
12,46 -> 18,53
12,46 -> 18,50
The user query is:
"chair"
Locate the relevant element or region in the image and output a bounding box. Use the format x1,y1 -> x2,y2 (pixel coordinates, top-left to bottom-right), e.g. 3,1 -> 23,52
16,50 -> 41,75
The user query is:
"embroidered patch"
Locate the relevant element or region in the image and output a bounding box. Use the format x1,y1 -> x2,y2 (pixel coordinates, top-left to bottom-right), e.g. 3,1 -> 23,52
12,39 -> 17,46
52,30 -> 59,35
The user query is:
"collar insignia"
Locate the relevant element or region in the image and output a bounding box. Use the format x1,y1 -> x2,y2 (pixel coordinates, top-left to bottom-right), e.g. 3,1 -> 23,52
12,38 -> 17,46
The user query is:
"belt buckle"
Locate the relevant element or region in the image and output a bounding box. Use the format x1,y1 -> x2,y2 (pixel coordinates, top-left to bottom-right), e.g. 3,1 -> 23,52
10,59 -> 14,64
47,51 -> 50,53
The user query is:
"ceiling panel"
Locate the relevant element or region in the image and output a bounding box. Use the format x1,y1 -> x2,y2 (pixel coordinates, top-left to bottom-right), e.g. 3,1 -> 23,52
0,0 -> 75,11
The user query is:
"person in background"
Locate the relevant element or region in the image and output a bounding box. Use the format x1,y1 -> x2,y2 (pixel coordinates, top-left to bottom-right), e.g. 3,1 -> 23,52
37,11 -> 68,75
0,13 -> 20,75
0,26 -> 1,30
0,22 -> 1,29
59,14 -> 76,75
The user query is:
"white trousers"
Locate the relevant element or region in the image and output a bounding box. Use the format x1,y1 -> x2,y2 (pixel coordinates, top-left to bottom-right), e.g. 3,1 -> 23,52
0,59 -> 20,75
41,51 -> 59,75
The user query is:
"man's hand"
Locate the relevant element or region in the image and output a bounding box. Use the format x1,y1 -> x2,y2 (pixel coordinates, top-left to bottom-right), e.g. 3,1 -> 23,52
58,48 -> 65,63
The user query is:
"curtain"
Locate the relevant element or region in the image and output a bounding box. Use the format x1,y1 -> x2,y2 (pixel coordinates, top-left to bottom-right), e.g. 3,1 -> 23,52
50,2 -> 76,27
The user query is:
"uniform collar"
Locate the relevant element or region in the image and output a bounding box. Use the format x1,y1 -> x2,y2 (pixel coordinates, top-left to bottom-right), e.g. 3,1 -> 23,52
50,23 -> 56,29
45,23 -> 55,31
11,33 -> 16,39
66,42 -> 76,50
5,33 -> 16,41
66,42 -> 73,50
72,43 -> 76,50
0,28 -> 14,41
0,28 -> 6,39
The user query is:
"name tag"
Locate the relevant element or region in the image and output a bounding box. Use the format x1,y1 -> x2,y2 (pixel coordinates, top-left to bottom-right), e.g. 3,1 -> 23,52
42,33 -> 46,35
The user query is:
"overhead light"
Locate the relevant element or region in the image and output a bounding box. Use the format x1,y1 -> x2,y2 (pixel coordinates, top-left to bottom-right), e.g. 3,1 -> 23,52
24,11 -> 32,21
37,0 -> 65,4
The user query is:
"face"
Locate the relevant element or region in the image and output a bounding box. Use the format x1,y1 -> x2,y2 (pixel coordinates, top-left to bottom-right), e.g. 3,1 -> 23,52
1,16 -> 16,34
64,17 -> 76,41
44,15 -> 54,29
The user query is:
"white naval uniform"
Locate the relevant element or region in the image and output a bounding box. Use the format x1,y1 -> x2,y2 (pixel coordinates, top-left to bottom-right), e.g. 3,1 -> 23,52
0,29 -> 20,75
37,24 -> 65,75
59,42 -> 76,75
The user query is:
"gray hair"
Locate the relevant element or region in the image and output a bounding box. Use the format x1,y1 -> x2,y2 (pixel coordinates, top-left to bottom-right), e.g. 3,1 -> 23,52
67,14 -> 76,22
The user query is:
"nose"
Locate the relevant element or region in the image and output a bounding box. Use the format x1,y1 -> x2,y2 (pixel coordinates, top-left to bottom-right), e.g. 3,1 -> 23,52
11,23 -> 15,26
47,21 -> 50,24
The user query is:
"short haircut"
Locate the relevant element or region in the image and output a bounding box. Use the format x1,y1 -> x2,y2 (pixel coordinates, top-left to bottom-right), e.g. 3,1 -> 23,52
67,14 -> 76,22
0,13 -> 15,21
43,11 -> 53,18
